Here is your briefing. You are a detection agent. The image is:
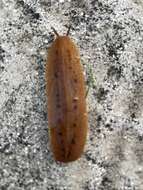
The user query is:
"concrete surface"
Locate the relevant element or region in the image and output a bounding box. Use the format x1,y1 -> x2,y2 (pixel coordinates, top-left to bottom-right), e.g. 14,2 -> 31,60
0,0 -> 143,189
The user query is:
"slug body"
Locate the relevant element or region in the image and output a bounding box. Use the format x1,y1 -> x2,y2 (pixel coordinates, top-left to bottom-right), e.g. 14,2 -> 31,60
46,34 -> 88,162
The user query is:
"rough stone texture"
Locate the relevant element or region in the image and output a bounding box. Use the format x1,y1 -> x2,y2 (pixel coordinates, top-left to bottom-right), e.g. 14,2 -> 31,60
0,0 -> 143,189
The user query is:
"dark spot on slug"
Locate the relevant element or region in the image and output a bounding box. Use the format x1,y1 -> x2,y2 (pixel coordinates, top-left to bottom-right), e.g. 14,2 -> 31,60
56,93 -> 60,97
71,138 -> 76,144
74,79 -> 78,83
73,98 -> 78,102
56,103 -> 61,108
58,132 -> 62,136
69,66 -> 72,70
67,151 -> 71,158
73,105 -> 77,110
67,50 -> 72,59
55,50 -> 58,55
73,123 -> 77,127
54,72 -> 58,78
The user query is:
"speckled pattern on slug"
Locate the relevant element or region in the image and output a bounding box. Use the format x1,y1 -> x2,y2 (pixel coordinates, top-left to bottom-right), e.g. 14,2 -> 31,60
46,36 -> 88,162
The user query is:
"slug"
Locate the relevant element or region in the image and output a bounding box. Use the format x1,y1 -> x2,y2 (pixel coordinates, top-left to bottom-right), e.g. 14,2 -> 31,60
45,27 -> 88,162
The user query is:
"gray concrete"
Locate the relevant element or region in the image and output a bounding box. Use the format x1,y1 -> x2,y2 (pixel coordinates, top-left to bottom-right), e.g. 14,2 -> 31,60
0,0 -> 143,189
